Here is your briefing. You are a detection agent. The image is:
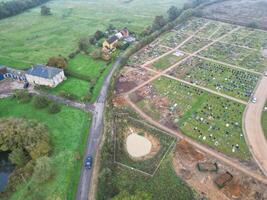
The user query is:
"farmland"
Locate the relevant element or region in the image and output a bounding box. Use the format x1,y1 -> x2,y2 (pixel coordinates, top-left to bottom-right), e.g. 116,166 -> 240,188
132,76 -> 250,159
0,0 -> 187,69
0,97 -> 91,200
168,57 -> 260,101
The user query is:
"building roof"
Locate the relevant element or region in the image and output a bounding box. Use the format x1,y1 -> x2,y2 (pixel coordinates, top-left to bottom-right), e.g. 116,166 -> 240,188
107,35 -> 118,44
26,64 -> 62,79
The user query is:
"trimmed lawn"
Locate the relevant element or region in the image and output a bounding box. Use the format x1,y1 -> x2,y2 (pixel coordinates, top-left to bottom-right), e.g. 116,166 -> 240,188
68,54 -> 108,78
263,102 -> 267,138
42,76 -> 90,101
0,98 -> 91,200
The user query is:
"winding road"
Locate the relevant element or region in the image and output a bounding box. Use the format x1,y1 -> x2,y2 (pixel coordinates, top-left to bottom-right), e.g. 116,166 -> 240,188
243,75 -> 267,176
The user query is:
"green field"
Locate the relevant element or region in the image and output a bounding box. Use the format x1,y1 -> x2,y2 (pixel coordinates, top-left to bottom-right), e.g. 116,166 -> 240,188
0,97 -> 91,199
0,0 -> 187,69
168,57 -> 260,101
40,76 -> 90,101
135,76 -> 250,159
262,103 -> 267,138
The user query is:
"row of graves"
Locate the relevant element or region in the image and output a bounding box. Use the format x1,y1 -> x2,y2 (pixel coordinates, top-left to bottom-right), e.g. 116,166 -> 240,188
168,57 -> 260,101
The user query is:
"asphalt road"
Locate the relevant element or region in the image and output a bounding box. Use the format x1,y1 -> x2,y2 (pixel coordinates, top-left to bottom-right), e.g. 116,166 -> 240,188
76,57 -> 123,200
243,75 -> 267,176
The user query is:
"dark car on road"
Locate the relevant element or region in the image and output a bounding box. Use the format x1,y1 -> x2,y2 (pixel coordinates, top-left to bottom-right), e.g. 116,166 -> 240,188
85,156 -> 93,170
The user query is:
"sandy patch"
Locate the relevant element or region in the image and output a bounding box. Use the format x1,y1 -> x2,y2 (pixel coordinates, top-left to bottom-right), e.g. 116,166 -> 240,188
262,49 -> 267,58
126,134 -> 152,157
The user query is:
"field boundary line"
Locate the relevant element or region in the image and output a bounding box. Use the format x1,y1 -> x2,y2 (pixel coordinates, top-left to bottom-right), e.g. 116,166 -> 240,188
114,161 -> 153,177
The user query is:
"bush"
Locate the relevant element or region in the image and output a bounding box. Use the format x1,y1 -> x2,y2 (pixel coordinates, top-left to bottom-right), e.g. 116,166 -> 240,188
48,103 -> 61,114
33,96 -> 50,109
32,156 -> 54,184
14,90 -> 32,103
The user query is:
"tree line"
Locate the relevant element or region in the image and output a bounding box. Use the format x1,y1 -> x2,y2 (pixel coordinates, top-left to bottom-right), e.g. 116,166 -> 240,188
0,0 -> 50,20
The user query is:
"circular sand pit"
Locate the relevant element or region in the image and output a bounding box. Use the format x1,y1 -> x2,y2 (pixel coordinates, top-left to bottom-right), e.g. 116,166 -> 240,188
126,134 -> 152,158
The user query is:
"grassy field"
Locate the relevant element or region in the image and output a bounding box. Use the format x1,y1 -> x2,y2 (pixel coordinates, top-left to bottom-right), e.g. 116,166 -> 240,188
180,36 -> 210,53
135,76 -> 250,159
0,97 -> 91,199
262,102 -> 267,138
0,0 -> 187,69
168,56 -> 260,101
41,76 -> 90,101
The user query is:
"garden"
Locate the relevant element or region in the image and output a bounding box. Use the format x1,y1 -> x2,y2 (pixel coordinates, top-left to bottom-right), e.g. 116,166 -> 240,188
114,115 -> 176,174
167,56 -> 260,101
198,42 -> 267,72
0,96 -> 91,200
133,76 -> 250,160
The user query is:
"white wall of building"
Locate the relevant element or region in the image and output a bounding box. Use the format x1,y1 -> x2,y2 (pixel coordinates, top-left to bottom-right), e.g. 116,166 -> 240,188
26,71 -> 65,87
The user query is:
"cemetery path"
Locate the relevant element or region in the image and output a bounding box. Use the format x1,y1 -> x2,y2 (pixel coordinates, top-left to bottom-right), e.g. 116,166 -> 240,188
243,76 -> 267,176
125,97 -> 267,185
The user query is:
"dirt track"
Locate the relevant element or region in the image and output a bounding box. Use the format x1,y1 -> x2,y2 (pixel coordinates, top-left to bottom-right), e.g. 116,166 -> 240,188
243,76 -> 267,176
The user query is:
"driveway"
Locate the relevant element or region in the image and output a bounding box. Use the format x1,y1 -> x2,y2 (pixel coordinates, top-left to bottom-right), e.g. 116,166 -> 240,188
243,76 -> 267,176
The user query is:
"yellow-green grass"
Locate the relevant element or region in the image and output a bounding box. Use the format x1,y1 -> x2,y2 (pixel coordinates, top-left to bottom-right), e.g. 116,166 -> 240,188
136,76 -> 250,160
262,102 -> 267,138
152,53 -> 186,71
0,0 -> 187,68
0,97 -> 91,200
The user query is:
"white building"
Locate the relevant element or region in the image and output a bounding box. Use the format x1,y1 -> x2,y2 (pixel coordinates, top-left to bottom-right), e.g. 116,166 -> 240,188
26,65 -> 65,87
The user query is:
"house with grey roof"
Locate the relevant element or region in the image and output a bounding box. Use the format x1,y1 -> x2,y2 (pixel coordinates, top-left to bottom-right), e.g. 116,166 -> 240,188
25,64 -> 66,87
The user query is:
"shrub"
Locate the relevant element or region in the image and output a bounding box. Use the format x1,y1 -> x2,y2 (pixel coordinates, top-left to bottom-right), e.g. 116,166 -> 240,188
32,156 -> 54,184
48,103 -> 61,114
14,90 -> 32,103
33,96 -> 50,109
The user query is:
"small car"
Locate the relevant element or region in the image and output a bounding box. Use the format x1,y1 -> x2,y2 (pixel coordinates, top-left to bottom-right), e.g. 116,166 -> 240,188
251,97 -> 257,103
85,156 -> 93,170
264,71 -> 267,76
23,82 -> 29,89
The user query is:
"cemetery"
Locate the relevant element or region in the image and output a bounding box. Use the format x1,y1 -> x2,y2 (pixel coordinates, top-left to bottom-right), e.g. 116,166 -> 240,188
174,17 -> 208,35
131,76 -> 250,159
151,51 -> 187,71
198,42 -> 267,72
167,57 -> 260,101
128,42 -> 169,66
180,36 -> 211,53
222,27 -> 267,49
159,31 -> 189,49
195,21 -> 220,38
209,23 -> 237,40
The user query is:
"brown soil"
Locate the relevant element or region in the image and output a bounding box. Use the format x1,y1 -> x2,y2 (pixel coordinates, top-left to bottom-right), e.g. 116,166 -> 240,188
112,96 -> 127,107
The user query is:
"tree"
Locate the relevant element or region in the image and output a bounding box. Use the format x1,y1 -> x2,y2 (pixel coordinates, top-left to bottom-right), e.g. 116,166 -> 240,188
247,22 -> 258,29
9,148 -> 28,167
40,5 -> 51,16
152,16 -> 166,31
14,90 -> 32,103
32,156 -> 54,184
94,30 -> 105,41
167,6 -> 181,21
91,48 -> 102,59
33,96 -> 50,109
47,56 -> 68,69
79,37 -> 90,53
112,191 -> 152,200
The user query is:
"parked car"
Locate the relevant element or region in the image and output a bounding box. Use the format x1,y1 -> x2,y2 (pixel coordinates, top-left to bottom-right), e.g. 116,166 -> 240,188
252,97 -> 257,103
85,156 -> 93,170
23,82 -> 29,89
264,71 -> 267,76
